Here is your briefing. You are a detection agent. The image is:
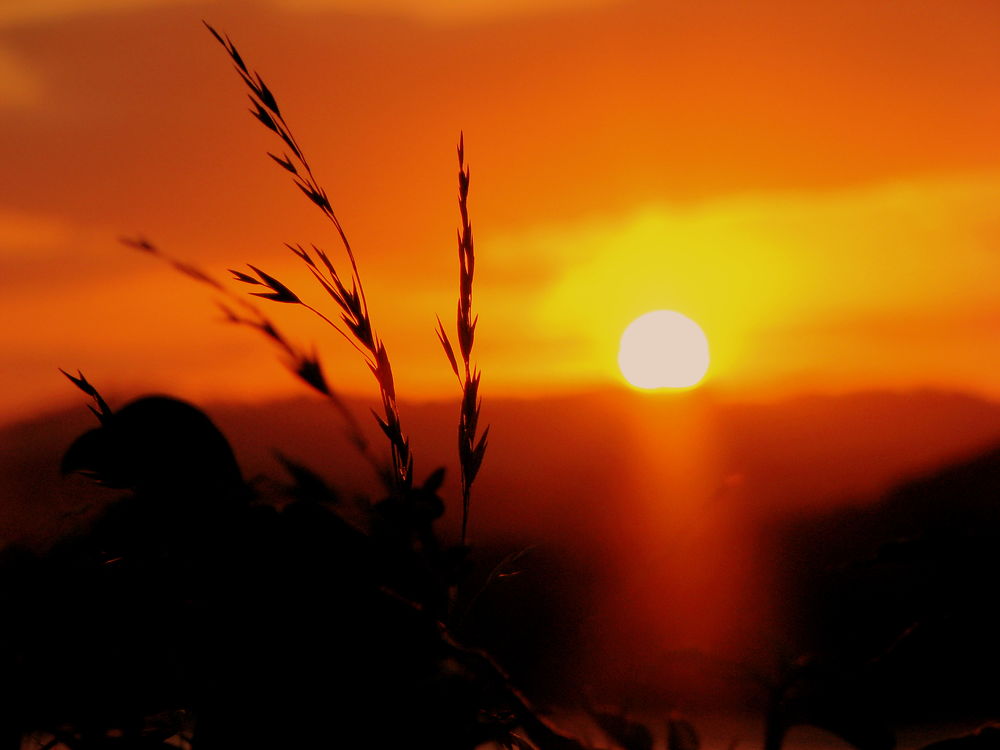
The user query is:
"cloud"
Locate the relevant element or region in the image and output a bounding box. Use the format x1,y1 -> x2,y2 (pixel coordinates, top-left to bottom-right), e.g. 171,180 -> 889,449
0,0 -> 198,29
275,0 -> 616,23
483,172 -> 1000,390
0,46 -> 42,109
0,0 -> 614,29
0,0 -> 200,110
0,210 -> 72,253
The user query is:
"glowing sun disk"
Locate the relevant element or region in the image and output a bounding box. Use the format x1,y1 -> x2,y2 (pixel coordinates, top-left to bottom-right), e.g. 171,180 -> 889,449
618,310 -> 710,389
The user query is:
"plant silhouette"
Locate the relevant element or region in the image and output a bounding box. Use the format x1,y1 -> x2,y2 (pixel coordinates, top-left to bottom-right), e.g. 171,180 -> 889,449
0,22 -> 588,750
0,380 -> 587,749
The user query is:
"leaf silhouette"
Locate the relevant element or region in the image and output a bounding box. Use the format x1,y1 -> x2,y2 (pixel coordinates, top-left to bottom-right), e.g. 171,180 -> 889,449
667,716 -> 700,750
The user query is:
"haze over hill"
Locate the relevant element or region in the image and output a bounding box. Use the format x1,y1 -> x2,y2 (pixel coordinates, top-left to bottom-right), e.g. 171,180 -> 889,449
7,387 -> 1000,536
5,386 -> 1000,708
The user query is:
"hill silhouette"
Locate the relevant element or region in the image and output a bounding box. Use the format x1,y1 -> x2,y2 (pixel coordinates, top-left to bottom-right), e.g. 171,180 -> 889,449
773,442 -> 1000,724
4,387 -> 1000,715
0,394 -> 592,749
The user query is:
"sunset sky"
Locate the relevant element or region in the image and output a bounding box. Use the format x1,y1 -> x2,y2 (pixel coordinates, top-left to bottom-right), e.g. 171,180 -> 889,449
3,0 -> 1000,423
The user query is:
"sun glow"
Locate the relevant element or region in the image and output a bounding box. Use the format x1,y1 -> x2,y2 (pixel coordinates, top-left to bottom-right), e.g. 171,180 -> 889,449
618,310 -> 710,389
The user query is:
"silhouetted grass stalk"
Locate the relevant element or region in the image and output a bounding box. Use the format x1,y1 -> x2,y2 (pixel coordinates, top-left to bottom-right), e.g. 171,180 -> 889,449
437,135 -> 488,545
58,369 -> 113,425
121,236 -> 377,472
80,23 -> 598,750
204,22 -> 412,490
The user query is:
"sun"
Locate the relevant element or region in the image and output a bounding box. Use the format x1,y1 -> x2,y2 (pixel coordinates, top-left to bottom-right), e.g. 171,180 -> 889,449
618,310 -> 710,389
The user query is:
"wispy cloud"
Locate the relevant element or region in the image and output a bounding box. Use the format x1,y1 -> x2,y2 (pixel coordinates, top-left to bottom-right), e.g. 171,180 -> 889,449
0,46 -> 41,108
484,172 -> 1000,390
0,0 -> 613,29
277,0 -> 617,23
0,0 -> 201,29
0,210 -> 72,252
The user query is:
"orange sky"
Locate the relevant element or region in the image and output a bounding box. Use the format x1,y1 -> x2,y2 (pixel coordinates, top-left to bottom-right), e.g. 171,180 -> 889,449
3,0 -> 1000,423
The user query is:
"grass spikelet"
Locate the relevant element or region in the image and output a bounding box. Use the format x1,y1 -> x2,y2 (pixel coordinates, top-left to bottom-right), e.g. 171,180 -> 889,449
122,236 -> 374,463
205,23 -> 412,489
437,133 -> 488,545
59,368 -> 113,424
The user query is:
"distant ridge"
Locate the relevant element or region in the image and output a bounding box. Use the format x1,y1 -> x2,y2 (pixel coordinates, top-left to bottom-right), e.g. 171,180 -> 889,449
5,387 -> 1000,546
7,387 -> 1000,711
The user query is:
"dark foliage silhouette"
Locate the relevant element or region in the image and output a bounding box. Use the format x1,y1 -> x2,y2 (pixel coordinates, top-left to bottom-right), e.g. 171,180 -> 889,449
0,20 -> 591,747
760,657 -> 892,750
0,385 -> 587,749
920,725 -> 1000,750
779,446 -> 1000,726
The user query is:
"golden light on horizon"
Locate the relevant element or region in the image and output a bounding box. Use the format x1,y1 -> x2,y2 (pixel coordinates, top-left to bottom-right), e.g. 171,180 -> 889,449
617,310 -> 710,390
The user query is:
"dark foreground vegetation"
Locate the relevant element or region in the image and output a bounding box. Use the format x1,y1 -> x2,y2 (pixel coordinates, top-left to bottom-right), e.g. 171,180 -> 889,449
0,386 -> 584,749
0,23 -> 593,749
